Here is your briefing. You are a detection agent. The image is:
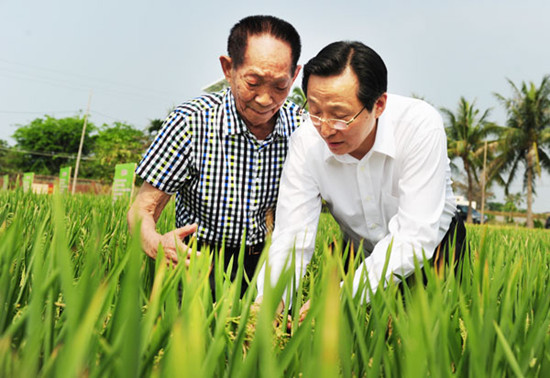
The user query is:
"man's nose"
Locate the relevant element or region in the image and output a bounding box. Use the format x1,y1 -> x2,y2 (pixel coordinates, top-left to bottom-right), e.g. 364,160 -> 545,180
319,120 -> 336,138
255,90 -> 274,107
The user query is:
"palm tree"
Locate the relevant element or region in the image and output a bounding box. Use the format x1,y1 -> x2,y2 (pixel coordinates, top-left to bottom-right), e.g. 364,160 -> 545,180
442,97 -> 501,223
493,75 -> 550,228
147,118 -> 164,135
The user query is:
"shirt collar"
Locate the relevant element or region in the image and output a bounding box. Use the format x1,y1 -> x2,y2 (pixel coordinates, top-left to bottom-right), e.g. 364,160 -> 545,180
222,89 -> 288,138
370,109 -> 395,159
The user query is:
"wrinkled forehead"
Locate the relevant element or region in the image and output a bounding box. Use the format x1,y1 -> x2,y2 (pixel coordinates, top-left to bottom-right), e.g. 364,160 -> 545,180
240,34 -> 294,70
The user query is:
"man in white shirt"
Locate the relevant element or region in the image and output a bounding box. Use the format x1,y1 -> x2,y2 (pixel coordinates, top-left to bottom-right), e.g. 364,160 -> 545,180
257,41 -> 465,317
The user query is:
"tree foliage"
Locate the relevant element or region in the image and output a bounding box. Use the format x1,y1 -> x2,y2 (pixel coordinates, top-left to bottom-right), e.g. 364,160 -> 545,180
145,118 -> 164,145
288,86 -> 307,108
441,97 -> 501,222
493,75 -> 550,227
0,139 -> 19,174
9,116 -> 147,181
12,115 -> 96,175
84,122 -> 147,181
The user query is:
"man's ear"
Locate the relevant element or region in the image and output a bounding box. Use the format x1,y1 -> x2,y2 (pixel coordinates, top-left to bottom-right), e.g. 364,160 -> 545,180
374,93 -> 388,118
291,64 -> 302,84
219,55 -> 233,84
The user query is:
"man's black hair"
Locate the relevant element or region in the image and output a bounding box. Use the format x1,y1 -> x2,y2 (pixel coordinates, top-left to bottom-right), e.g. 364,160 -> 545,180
302,41 -> 387,111
227,15 -> 301,74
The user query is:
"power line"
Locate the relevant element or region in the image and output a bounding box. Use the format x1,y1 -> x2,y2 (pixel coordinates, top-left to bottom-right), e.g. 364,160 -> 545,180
0,109 -> 135,126
0,146 -> 96,160
0,58 -> 176,96
0,68 -> 95,94
89,110 -> 126,121
0,110 -> 78,115
0,59 -> 182,101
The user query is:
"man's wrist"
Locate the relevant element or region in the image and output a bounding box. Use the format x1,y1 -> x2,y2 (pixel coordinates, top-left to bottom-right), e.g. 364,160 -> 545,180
142,230 -> 162,258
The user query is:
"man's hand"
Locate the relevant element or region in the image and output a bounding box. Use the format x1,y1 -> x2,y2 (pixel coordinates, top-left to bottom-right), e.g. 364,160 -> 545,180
128,182 -> 199,266
283,299 -> 311,331
146,224 -> 198,266
253,296 -> 288,328
254,295 -> 285,314
297,299 -> 310,323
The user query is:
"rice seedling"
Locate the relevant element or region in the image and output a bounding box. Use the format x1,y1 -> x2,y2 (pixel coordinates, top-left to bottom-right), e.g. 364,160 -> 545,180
0,189 -> 549,377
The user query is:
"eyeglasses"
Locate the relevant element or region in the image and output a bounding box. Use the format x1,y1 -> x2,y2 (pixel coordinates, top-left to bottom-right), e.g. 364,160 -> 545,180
299,101 -> 366,131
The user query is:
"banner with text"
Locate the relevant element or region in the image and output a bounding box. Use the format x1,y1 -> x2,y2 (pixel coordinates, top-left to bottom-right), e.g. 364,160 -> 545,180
22,172 -> 34,192
112,163 -> 136,201
59,166 -> 72,194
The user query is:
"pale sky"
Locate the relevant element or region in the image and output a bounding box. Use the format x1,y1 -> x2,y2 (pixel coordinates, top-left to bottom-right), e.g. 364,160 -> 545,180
1,0 -> 549,212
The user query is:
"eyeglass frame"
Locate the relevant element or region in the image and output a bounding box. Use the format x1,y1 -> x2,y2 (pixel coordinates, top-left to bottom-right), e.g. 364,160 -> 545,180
299,100 -> 367,131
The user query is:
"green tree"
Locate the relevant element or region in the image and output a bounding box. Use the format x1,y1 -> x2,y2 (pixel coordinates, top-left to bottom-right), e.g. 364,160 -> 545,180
441,97 -> 500,223
503,192 -> 524,224
147,118 -> 164,136
86,122 -> 147,181
0,139 -> 17,174
288,86 -> 307,108
12,115 -> 96,175
493,75 -> 550,228
0,139 -> 23,175
145,118 -> 164,145
451,175 -> 495,211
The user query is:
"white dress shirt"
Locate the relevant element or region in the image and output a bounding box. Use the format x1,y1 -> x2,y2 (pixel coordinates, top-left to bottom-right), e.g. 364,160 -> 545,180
257,94 -> 457,301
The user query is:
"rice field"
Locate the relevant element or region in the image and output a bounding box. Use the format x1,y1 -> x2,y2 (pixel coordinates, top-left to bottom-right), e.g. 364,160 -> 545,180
1,189 -> 549,377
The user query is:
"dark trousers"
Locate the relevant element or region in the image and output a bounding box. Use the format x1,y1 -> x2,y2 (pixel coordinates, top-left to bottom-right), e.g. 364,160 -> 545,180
430,213 -> 467,275
342,213 -> 467,281
404,213 -> 467,288
194,241 -> 264,299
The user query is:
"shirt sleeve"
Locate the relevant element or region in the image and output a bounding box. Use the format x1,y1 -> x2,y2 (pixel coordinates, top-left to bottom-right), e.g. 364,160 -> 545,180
353,108 -> 451,301
257,128 -> 323,297
135,109 -> 195,195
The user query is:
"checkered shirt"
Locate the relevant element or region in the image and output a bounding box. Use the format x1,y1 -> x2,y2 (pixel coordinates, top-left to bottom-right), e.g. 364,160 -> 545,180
136,89 -> 302,247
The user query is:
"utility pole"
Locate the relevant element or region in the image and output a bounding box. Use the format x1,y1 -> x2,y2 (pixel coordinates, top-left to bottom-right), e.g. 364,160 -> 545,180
72,91 -> 92,194
480,140 -> 487,224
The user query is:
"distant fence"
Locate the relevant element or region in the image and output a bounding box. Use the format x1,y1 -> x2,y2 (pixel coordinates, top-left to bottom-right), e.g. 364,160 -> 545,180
484,210 -> 549,220
1,173 -> 111,195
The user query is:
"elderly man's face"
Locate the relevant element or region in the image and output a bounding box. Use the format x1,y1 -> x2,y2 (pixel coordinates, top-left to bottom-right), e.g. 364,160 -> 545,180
307,67 -> 386,159
221,34 -> 300,132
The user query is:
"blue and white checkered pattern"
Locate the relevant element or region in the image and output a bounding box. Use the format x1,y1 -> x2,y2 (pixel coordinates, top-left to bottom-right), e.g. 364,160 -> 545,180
136,89 -> 301,247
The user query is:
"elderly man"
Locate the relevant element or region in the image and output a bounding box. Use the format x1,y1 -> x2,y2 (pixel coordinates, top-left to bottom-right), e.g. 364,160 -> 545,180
258,41 -> 465,314
128,15 -> 302,296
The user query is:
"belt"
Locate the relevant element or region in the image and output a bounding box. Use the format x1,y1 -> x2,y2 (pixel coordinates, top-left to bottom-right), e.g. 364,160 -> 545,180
193,240 -> 265,256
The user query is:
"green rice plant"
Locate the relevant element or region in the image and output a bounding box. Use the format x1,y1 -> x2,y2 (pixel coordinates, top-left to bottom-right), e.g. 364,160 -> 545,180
0,190 -> 549,377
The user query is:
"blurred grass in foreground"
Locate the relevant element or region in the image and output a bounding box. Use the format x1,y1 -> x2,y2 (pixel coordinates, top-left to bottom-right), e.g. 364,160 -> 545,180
0,190 -> 549,377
